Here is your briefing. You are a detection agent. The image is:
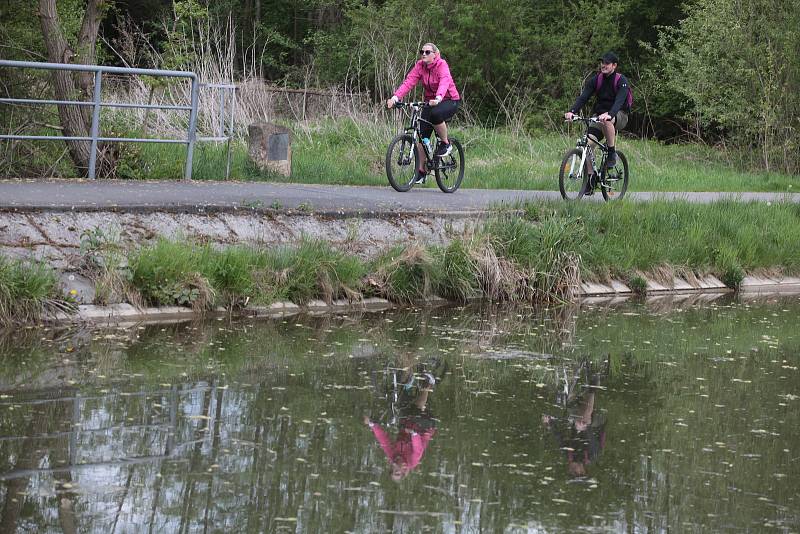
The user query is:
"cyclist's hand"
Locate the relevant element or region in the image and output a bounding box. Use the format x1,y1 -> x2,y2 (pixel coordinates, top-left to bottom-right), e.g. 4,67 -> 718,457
598,112 -> 612,122
564,112 -> 574,121
386,99 -> 395,109
428,98 -> 440,106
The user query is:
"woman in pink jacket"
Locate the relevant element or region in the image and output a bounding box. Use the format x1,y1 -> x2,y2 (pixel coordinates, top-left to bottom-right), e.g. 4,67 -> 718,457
387,42 -> 461,184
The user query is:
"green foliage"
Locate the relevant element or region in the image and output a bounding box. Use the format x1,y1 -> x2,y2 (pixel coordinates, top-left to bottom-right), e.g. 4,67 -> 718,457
130,239 -> 216,309
523,200 -> 800,281
261,238 -> 365,304
627,275 -> 648,296
430,239 -> 481,302
0,256 -> 61,324
657,0 -> 800,172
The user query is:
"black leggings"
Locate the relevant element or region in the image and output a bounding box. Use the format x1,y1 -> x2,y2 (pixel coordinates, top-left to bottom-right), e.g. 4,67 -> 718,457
420,99 -> 460,140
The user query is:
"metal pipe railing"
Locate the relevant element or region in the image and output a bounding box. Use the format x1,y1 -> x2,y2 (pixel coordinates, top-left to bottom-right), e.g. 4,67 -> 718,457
0,60 -> 236,180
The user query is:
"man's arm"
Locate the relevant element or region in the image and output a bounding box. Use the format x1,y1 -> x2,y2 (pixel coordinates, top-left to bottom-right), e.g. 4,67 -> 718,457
569,75 -> 597,115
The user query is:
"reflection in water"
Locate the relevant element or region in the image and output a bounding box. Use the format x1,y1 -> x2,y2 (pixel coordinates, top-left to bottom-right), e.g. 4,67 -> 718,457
542,356 -> 609,479
364,352 -> 446,481
0,296 -> 799,532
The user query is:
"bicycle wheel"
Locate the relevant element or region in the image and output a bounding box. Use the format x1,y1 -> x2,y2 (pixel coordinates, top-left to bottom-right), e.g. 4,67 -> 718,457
601,151 -> 629,201
559,148 -> 588,201
435,137 -> 465,193
386,133 -> 419,192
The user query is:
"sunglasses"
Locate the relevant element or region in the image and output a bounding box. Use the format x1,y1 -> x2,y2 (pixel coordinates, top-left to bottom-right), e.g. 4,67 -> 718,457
419,49 -> 434,55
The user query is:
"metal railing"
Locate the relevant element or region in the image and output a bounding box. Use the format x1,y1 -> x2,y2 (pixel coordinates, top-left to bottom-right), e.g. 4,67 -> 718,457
0,60 -> 235,180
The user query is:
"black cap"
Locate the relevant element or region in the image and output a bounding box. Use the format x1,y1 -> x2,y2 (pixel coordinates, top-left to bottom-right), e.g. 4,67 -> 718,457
600,51 -> 619,64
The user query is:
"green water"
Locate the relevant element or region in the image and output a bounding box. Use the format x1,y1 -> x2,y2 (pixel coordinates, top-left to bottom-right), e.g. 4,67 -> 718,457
1,294 -> 799,533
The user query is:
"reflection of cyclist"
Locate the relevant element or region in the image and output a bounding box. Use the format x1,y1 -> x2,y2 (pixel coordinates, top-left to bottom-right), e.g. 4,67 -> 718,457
542,358 -> 609,478
564,51 -> 630,193
386,42 -> 461,184
364,372 -> 437,481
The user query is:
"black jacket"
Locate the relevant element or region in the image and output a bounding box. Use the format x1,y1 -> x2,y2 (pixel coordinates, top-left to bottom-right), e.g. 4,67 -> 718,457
569,71 -> 630,117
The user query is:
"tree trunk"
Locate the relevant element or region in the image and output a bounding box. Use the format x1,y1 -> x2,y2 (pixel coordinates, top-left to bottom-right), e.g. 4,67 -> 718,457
38,0 -> 106,177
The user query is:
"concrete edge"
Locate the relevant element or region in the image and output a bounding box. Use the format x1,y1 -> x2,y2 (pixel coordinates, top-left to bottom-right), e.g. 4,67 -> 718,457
0,204 -> 499,220
41,275 -> 800,326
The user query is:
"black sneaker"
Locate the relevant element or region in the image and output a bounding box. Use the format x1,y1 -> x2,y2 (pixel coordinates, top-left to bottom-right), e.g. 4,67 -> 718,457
606,151 -> 617,168
413,170 -> 427,184
434,142 -> 452,158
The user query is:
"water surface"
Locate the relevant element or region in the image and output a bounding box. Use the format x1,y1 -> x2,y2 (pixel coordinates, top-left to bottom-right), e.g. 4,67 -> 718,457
1,294 -> 799,532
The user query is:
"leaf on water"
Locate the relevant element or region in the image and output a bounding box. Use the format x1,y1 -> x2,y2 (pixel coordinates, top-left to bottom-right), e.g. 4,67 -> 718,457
552,498 -> 572,504
275,517 -> 298,522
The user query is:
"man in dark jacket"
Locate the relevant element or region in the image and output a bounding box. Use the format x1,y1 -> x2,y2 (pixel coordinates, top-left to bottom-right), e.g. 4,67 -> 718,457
564,52 -> 631,189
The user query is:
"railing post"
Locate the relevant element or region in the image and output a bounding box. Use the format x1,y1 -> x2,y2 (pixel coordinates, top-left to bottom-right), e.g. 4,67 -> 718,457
184,76 -> 200,180
87,70 -> 102,179
225,87 -> 236,180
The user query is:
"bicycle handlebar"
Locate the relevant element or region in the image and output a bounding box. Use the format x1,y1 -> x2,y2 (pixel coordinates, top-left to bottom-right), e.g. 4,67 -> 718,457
393,101 -> 429,109
565,115 -> 609,123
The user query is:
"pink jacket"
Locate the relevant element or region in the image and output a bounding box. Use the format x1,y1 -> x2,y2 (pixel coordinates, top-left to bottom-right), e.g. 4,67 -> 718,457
393,54 -> 460,102
370,423 -> 435,470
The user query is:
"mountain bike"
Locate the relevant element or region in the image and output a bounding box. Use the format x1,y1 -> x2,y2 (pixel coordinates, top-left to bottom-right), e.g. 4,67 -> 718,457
559,117 -> 629,201
386,101 -> 465,193
551,355 -> 610,408
370,355 -> 449,425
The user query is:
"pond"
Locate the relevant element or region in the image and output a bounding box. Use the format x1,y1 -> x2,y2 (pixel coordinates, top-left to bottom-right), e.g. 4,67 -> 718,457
1,293 -> 799,532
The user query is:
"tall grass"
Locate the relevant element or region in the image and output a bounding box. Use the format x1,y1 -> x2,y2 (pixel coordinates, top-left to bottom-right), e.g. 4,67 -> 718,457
130,238 -> 366,309
521,200 -> 800,284
0,257 -> 62,325
116,200 -> 800,312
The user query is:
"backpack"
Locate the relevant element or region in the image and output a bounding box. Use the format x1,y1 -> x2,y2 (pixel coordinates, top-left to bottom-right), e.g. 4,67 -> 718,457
595,73 -> 633,111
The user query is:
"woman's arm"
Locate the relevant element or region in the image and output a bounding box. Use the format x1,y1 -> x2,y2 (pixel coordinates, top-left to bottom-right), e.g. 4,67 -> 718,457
393,62 -> 423,100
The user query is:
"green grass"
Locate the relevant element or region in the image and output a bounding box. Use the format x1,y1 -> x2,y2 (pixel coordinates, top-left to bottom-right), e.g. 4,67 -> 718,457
129,238 -> 367,308
112,199 -> 800,311
117,118 -> 798,193
0,256 -> 62,324
10,114 -> 798,192
519,200 -> 800,283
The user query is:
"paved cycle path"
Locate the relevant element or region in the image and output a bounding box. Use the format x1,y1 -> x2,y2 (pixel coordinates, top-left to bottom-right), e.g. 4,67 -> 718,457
0,179 -> 798,215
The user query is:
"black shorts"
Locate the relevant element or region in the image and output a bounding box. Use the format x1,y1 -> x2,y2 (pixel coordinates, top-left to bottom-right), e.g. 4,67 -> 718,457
587,110 -> 628,142
420,99 -> 460,139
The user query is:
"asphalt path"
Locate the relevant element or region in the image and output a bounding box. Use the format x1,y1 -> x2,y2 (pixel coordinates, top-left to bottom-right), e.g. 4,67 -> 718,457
0,179 -> 798,215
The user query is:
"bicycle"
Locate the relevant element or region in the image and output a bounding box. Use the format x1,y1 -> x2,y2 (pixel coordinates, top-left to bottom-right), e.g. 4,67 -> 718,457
370,355 -> 449,425
551,355 -> 610,409
386,101 -> 465,193
559,116 -> 629,201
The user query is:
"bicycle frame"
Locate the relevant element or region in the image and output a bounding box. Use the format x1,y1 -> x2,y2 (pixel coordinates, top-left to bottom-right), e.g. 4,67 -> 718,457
396,102 -> 436,165
572,118 -> 609,178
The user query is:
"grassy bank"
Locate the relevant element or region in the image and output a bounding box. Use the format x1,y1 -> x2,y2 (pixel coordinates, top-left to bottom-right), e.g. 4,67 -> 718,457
2,200 -> 798,323
126,118 -> 798,193
0,256 -> 64,325
520,200 -> 800,288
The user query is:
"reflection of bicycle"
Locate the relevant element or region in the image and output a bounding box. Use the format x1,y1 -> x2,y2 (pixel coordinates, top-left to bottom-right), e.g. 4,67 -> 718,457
559,116 -> 629,201
371,356 -> 449,425
386,101 -> 465,193
552,355 -> 610,408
